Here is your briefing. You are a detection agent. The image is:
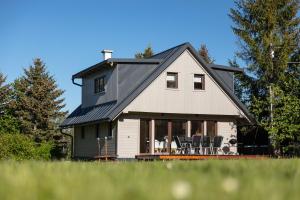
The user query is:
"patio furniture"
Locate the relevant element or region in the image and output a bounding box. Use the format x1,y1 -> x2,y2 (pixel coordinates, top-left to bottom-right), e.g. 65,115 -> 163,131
202,136 -> 211,155
171,141 -> 177,153
191,135 -> 202,154
211,136 -> 223,155
154,140 -> 160,153
174,136 -> 188,154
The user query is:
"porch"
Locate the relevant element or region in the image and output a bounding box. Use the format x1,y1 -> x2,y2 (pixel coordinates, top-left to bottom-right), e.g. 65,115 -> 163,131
139,117 -> 238,156
135,154 -> 269,161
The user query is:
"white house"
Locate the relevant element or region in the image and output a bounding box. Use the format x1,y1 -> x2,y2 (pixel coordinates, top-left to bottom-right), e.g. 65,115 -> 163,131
60,43 -> 255,159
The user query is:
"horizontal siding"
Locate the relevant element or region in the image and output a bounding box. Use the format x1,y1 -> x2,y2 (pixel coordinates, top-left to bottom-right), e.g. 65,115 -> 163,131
117,118 -> 140,158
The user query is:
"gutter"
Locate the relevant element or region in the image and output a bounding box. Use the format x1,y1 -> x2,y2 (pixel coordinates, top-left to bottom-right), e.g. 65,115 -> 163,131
72,77 -> 83,87
60,128 -> 74,159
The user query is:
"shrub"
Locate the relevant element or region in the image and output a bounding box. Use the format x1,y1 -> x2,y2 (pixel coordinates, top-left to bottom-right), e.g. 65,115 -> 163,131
0,114 -> 20,135
0,133 -> 53,161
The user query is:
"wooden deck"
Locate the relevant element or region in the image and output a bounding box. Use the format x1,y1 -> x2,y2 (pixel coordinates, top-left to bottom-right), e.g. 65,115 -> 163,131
135,154 -> 269,161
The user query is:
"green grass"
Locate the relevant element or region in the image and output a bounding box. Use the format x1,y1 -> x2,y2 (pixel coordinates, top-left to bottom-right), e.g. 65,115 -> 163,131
0,160 -> 300,200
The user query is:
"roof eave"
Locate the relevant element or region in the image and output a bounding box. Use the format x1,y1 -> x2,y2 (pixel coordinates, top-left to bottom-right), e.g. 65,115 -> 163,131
72,58 -> 162,79
209,64 -> 244,73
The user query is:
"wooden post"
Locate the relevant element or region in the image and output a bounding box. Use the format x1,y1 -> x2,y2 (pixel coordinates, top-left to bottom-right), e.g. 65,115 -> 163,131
186,121 -> 191,137
149,119 -> 155,154
168,121 -> 172,154
204,121 -> 207,136
105,137 -> 108,161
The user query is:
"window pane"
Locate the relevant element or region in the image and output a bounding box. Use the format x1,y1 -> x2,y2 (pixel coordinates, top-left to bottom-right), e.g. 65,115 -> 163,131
207,121 -> 217,137
194,74 -> 204,90
94,76 -> 106,93
191,120 -> 204,136
166,72 -> 178,89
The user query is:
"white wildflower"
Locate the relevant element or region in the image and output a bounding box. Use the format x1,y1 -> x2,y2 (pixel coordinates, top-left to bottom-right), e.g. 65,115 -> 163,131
222,177 -> 239,193
171,180 -> 191,200
166,162 -> 173,170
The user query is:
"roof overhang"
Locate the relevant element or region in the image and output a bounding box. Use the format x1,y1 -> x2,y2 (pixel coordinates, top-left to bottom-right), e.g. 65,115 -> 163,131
72,58 -> 162,79
209,64 -> 244,73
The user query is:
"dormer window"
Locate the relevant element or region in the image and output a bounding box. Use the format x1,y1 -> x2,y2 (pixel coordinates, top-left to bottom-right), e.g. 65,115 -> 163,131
166,72 -> 178,89
194,74 -> 205,90
94,76 -> 105,93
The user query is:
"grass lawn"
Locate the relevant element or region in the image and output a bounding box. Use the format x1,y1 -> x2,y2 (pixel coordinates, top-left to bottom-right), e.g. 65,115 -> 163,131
0,159 -> 299,200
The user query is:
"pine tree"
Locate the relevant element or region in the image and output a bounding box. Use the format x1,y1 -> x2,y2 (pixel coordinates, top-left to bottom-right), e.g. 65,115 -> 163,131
0,72 -> 19,134
135,45 -> 154,58
0,73 -> 11,115
230,0 -> 300,149
199,44 -> 215,63
12,58 -> 66,141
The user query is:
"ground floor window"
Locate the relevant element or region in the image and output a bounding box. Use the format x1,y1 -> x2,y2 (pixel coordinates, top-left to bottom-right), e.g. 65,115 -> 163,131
140,119 -> 150,153
207,120 -> 217,138
191,120 -> 204,136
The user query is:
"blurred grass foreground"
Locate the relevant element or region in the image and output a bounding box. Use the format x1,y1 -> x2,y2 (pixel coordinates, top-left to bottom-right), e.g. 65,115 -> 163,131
0,160 -> 299,200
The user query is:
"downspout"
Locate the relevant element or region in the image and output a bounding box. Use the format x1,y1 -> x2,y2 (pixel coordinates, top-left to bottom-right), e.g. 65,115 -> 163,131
60,128 -> 74,159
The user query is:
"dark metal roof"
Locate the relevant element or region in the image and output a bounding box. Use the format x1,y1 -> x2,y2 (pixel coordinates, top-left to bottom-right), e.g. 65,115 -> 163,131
61,42 -> 255,127
60,101 -> 116,127
209,64 -> 244,73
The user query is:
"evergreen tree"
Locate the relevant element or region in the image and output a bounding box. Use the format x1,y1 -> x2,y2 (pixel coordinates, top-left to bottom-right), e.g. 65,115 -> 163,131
230,0 -> 300,149
0,73 -> 11,115
199,44 -> 215,63
0,72 -> 19,134
12,58 -> 66,141
135,45 -> 154,58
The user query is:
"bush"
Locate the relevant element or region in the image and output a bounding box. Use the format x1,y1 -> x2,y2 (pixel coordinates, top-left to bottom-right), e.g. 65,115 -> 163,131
0,114 -> 20,135
0,133 -> 53,161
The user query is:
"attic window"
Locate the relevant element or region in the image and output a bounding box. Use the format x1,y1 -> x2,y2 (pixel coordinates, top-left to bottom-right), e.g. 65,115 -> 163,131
194,74 -> 205,90
94,76 -> 105,93
166,72 -> 178,89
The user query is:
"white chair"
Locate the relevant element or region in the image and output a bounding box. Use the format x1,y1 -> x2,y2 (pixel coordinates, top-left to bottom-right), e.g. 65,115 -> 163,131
171,141 -> 177,153
158,141 -> 164,153
154,140 -> 160,153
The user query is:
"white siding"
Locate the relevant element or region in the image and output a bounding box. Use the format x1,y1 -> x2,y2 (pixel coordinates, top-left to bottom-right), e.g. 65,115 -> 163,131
123,50 -> 245,117
218,120 -> 237,153
117,118 -> 140,158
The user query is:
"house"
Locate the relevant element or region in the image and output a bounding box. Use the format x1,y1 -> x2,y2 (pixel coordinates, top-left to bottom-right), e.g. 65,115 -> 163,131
60,43 -> 255,159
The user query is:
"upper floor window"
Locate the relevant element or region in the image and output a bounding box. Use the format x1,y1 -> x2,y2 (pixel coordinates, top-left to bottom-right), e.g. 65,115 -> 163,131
166,72 -> 178,89
194,74 -> 205,90
94,76 -> 105,93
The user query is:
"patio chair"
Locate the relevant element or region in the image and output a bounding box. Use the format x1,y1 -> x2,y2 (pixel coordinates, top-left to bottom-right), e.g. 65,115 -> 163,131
211,136 -> 223,155
154,140 -> 160,153
202,136 -> 211,155
174,136 -> 187,154
191,135 -> 202,154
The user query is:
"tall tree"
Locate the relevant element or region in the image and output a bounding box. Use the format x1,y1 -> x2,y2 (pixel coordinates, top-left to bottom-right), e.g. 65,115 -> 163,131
135,45 -> 154,58
199,44 -> 215,63
0,72 -> 19,134
12,58 -> 66,141
230,0 -> 300,149
0,73 -> 11,115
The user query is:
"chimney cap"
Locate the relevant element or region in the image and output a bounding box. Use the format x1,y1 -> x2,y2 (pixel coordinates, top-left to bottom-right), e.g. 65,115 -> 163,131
101,49 -> 113,53
101,49 -> 113,60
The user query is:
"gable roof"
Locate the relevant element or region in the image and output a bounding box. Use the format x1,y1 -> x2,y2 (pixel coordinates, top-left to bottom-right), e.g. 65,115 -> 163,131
108,43 -> 255,123
60,43 -> 255,128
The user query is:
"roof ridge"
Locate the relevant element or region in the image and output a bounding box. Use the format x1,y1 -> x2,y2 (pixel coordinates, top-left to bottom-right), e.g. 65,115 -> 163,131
149,42 -> 189,59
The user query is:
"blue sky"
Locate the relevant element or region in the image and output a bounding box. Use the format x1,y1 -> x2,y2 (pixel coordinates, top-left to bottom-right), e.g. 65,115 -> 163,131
0,0 -> 239,113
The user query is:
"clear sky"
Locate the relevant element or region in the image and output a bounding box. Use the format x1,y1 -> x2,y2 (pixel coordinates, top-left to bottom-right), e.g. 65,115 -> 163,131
0,0 -> 239,113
